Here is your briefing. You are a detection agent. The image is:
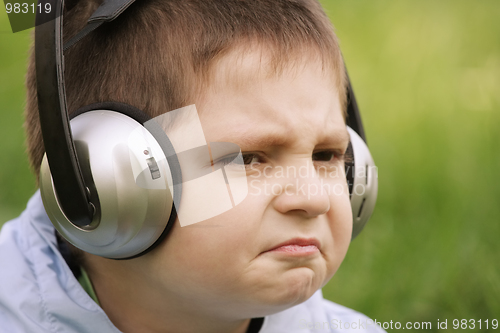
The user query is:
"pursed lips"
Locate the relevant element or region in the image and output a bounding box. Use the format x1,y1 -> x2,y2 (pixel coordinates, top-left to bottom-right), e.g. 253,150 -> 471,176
261,237 -> 321,256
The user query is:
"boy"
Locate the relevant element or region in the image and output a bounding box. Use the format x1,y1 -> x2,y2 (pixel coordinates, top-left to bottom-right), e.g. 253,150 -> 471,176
0,0 -> 384,332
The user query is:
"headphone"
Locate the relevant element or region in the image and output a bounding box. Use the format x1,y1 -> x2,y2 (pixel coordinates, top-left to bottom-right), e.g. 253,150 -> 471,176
35,0 -> 378,260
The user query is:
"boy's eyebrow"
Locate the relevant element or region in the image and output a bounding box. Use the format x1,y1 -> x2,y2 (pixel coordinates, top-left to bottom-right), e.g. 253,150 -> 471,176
217,128 -> 350,149
215,131 -> 288,149
236,133 -> 289,148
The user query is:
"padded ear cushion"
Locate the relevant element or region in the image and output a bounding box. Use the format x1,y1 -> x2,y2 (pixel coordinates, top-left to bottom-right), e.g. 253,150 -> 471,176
347,127 -> 378,240
344,141 -> 354,196
51,102 -> 182,259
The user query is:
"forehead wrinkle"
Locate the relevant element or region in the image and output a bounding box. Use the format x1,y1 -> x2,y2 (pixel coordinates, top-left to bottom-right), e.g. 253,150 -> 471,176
218,122 -> 348,151
316,126 -> 350,148
314,103 -> 349,147
217,128 -> 290,150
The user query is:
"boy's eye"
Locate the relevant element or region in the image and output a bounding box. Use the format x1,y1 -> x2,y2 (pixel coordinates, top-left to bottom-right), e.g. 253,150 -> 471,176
212,153 -> 261,167
242,153 -> 260,165
312,150 -> 343,162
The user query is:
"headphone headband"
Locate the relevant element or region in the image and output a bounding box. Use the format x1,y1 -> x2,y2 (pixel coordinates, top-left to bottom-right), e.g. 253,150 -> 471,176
345,72 -> 367,142
35,0 -> 138,228
35,0 -> 93,227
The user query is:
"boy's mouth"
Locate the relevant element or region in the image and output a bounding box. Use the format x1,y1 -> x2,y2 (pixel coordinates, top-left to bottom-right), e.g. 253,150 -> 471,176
262,238 -> 321,257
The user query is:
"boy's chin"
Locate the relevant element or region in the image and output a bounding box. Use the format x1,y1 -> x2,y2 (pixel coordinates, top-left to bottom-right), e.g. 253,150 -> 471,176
277,268 -> 323,303
247,266 -> 326,313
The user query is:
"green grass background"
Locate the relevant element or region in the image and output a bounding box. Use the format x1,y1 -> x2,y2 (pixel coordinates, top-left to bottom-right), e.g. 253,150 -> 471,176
1,1 -> 499,331
0,12 -> 33,222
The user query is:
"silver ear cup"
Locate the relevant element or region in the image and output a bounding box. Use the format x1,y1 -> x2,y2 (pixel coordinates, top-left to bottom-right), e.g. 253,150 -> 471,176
40,111 -> 176,259
347,126 -> 378,239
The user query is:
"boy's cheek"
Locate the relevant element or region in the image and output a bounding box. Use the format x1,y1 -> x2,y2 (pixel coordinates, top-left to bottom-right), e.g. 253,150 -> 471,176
319,229 -> 351,288
329,195 -> 353,247
323,188 -> 353,273
153,214 -> 257,270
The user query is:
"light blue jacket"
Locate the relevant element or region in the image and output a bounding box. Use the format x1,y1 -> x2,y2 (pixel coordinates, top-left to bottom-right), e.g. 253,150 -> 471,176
0,191 -> 385,333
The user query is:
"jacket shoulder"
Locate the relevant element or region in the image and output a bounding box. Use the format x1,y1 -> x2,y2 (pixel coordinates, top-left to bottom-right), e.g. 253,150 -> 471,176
318,298 -> 386,332
260,290 -> 386,333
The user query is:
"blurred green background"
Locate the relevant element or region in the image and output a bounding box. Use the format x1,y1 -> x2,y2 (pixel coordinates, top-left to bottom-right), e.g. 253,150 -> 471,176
1,1 -> 499,331
0,11 -> 33,223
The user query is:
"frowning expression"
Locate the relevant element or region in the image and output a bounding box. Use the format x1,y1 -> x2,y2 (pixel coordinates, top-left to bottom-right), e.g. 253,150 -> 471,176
145,49 -> 353,318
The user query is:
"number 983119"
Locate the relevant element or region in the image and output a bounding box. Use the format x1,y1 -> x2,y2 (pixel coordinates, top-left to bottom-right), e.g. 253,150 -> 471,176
5,2 -> 51,14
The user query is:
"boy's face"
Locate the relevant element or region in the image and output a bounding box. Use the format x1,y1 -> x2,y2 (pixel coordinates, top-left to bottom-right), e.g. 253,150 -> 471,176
134,50 -> 352,317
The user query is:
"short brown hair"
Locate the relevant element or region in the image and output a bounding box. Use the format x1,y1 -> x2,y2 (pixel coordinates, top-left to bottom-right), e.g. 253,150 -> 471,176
25,0 -> 346,180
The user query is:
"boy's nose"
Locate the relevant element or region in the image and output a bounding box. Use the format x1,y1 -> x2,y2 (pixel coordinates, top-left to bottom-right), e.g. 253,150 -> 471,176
272,171 -> 331,218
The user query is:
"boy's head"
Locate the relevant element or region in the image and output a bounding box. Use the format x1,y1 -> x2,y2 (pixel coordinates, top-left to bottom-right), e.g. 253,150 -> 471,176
25,0 -> 352,329
25,0 -> 346,177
